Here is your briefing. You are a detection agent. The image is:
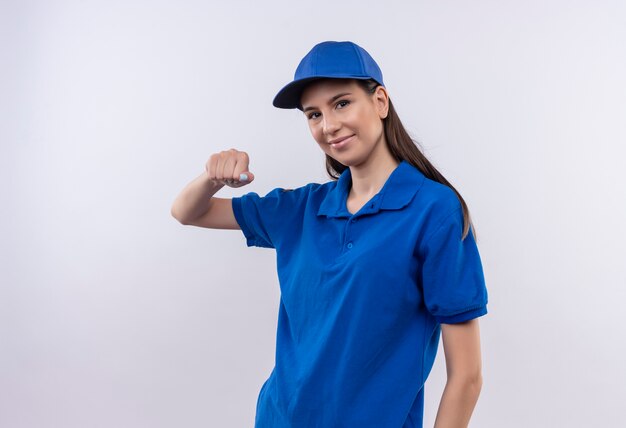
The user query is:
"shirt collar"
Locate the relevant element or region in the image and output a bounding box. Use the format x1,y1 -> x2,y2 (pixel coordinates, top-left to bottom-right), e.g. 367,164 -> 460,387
317,159 -> 426,218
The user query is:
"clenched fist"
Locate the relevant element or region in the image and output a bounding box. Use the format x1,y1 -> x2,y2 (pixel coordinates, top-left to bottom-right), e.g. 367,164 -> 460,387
206,149 -> 255,188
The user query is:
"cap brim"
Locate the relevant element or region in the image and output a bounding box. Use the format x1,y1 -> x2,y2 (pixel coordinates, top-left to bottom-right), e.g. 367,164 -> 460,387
272,75 -> 379,110
272,77 -> 328,110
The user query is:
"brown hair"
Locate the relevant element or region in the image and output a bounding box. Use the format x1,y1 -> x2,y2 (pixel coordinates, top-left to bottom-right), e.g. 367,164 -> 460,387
316,78 -> 477,241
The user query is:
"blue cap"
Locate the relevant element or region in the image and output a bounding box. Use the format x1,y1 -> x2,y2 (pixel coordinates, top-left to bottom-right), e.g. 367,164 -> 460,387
272,41 -> 385,110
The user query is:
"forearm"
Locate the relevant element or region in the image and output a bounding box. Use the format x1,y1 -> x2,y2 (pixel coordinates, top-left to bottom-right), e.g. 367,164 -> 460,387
171,171 -> 224,223
433,375 -> 482,428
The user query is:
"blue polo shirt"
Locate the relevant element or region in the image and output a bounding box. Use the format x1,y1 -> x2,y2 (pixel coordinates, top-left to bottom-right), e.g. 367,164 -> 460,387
231,159 -> 488,428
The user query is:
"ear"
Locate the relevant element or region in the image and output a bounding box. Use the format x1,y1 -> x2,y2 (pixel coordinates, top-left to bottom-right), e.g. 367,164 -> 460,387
373,86 -> 389,119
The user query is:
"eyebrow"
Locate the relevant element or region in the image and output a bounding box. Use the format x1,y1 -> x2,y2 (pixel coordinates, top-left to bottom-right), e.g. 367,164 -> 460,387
302,92 -> 352,113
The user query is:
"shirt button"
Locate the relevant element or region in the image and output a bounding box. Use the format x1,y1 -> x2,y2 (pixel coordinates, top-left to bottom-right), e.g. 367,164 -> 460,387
351,218 -> 357,223
347,242 -> 353,249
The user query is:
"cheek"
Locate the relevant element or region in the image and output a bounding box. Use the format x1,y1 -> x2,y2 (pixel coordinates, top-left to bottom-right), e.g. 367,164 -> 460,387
364,116 -> 383,139
309,126 -> 324,144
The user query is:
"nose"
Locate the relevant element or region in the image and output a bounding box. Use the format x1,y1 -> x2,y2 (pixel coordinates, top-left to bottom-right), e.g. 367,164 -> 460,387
322,112 -> 341,136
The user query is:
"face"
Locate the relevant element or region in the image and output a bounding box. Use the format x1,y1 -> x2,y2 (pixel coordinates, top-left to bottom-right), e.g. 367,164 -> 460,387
300,79 -> 389,166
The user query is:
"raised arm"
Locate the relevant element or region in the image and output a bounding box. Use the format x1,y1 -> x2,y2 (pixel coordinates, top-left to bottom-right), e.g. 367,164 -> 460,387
171,149 -> 254,229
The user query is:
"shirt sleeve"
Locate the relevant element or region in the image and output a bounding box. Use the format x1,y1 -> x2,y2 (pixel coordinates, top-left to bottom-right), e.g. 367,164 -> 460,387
231,185 -> 309,249
418,206 -> 489,324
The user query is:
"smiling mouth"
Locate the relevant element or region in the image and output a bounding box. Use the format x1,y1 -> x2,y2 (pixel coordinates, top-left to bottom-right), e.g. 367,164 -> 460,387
329,135 -> 355,148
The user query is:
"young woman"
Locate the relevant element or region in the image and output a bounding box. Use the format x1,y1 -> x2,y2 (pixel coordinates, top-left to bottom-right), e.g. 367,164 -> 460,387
172,40 -> 489,428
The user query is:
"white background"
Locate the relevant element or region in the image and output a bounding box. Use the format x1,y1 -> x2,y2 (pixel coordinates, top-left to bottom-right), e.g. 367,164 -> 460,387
2,1 -> 625,427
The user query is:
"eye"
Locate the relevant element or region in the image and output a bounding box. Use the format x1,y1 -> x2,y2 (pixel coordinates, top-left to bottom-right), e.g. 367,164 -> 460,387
306,100 -> 350,120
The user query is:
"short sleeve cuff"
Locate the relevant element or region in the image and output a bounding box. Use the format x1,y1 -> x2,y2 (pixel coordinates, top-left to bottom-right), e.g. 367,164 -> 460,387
231,197 -> 258,247
435,304 -> 488,324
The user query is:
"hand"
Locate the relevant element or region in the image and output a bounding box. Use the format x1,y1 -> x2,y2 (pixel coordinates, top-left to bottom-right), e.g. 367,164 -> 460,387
206,149 -> 255,188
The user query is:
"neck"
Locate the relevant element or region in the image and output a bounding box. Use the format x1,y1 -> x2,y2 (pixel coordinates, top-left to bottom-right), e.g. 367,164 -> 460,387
348,149 -> 400,199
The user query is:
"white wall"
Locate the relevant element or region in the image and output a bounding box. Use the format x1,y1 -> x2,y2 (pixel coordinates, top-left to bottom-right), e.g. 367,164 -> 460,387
2,0 -> 625,427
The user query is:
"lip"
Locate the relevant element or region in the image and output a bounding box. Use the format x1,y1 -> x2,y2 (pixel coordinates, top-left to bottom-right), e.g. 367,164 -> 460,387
329,134 -> 355,148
